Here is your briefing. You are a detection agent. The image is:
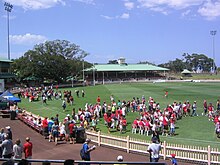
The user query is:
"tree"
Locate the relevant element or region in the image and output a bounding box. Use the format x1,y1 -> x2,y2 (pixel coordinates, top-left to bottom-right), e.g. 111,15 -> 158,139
159,53 -> 213,72
108,60 -> 118,64
11,40 -> 89,83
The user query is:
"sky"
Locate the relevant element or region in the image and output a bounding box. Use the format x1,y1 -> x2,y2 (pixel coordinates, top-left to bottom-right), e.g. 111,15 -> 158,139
0,0 -> 220,66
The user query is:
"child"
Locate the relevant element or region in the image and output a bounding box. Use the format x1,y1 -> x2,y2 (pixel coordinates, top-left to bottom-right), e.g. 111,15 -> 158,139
171,154 -> 178,165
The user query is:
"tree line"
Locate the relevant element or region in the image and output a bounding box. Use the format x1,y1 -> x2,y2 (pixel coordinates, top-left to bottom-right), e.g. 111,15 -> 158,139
11,40 -> 217,84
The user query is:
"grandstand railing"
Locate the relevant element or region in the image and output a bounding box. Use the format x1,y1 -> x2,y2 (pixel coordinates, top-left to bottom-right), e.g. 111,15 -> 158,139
0,158 -> 167,165
86,131 -> 220,165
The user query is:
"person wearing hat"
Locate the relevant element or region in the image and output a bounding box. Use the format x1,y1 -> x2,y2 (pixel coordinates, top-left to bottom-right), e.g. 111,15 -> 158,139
80,138 -> 96,162
171,154 -> 178,165
147,136 -> 161,162
6,126 -> 12,140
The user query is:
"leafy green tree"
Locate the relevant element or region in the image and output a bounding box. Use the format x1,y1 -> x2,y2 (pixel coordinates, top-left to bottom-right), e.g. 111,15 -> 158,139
11,40 -> 89,83
108,60 -> 118,64
159,53 -> 214,72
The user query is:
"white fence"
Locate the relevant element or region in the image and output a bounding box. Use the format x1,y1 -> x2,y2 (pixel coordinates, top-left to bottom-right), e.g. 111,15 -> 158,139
86,131 -> 220,165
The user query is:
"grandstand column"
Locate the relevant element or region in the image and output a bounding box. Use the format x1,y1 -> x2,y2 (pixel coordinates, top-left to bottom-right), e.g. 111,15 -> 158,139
93,64 -> 95,86
102,72 -> 104,84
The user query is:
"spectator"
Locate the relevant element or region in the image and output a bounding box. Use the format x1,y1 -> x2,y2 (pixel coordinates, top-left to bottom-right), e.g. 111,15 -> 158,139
62,100 -> 67,112
147,136 -> 161,162
1,134 -> 13,158
42,117 -> 48,139
80,139 -> 96,162
0,128 -> 5,158
171,154 -> 178,165
5,126 -> 12,140
117,155 -> 123,162
51,121 -> 59,145
82,90 -> 85,98
13,139 -> 23,159
191,101 -> 198,117
23,137 -> 33,161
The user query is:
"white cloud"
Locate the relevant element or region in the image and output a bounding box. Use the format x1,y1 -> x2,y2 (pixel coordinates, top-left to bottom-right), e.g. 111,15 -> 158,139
150,7 -> 168,15
7,0 -> 65,10
124,1 -> 135,10
136,0 -> 220,19
198,1 -> 220,20
72,0 -> 95,5
101,13 -> 130,20
137,0 -> 203,9
100,15 -> 114,20
120,13 -> 130,19
10,33 -> 47,45
181,9 -> 191,17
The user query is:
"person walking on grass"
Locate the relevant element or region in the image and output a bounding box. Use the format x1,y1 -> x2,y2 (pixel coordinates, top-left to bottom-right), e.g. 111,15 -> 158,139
62,100 -> 66,112
191,101 -> 198,117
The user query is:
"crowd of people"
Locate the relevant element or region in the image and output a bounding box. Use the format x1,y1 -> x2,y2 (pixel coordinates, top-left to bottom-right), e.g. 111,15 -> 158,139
0,126 -> 33,161
16,85 -> 220,140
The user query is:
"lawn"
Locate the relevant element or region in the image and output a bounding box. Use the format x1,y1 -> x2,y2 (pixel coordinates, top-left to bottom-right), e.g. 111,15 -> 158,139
17,82 -> 220,148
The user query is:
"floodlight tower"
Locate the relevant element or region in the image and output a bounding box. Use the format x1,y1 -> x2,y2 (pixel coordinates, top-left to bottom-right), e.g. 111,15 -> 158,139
210,30 -> 217,73
4,2 -> 13,60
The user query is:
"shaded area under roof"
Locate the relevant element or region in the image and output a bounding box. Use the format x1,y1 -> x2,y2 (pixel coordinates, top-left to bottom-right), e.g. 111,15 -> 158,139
84,64 -> 169,72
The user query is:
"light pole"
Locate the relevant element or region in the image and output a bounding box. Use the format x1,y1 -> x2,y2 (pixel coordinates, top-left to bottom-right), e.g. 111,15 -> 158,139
210,30 -> 217,73
4,2 -> 13,60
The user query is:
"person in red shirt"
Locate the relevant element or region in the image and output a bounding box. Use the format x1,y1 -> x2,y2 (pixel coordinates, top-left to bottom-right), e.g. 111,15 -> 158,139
69,121 -> 76,144
42,117 -> 48,139
96,96 -> 101,104
23,137 -> 33,160
121,117 -> 127,133
208,103 -> 214,121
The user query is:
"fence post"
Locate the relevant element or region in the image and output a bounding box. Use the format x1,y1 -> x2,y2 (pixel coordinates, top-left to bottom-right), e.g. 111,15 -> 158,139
98,131 -> 101,146
208,145 -> 211,165
126,135 -> 130,153
163,141 -> 167,160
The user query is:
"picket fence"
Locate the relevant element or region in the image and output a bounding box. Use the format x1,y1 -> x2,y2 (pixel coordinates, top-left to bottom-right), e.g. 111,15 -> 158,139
86,131 -> 220,165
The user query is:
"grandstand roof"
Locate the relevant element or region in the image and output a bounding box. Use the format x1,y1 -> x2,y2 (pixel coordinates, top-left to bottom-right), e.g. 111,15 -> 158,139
84,64 -> 169,72
0,57 -> 12,63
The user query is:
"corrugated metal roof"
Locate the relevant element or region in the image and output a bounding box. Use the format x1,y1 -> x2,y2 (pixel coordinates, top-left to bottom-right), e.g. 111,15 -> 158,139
0,57 -> 12,63
85,64 -> 169,72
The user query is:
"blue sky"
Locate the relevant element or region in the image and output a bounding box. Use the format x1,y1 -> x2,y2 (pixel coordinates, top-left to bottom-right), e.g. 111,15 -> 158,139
0,0 -> 220,66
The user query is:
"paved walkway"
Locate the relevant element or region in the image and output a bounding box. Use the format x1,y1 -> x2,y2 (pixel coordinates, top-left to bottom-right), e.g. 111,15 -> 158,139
0,118 -> 197,165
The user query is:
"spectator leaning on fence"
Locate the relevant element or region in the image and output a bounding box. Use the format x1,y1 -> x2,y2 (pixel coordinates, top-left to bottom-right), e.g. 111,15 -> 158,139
147,136 -> 161,162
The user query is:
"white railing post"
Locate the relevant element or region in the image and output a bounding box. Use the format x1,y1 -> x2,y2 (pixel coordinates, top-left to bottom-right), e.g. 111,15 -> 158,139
163,141 -> 167,160
98,131 -> 101,146
126,135 -> 130,153
208,145 -> 211,165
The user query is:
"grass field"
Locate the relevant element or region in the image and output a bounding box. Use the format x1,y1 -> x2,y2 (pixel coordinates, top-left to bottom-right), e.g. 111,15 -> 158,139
18,82 -> 220,148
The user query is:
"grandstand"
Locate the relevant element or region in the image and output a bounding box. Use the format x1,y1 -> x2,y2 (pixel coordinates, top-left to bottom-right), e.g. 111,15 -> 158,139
84,58 -> 169,84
